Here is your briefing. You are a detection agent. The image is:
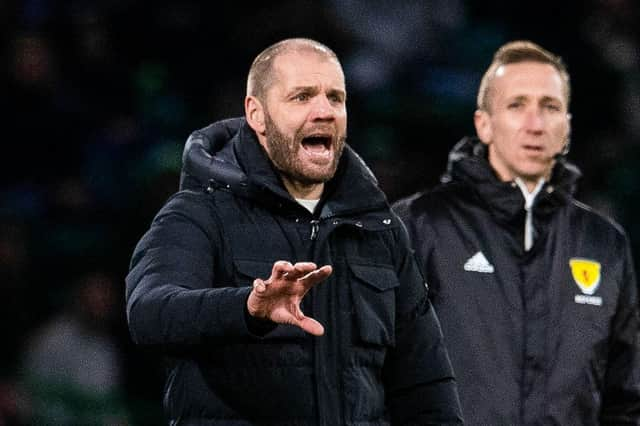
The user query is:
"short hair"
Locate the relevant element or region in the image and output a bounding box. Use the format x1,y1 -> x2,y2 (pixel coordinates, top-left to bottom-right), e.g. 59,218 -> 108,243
246,38 -> 341,101
477,40 -> 570,112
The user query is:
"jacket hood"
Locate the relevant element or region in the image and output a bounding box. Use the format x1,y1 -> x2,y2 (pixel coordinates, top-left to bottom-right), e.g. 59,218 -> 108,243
442,136 -> 582,225
179,117 -> 388,216
180,117 -> 247,192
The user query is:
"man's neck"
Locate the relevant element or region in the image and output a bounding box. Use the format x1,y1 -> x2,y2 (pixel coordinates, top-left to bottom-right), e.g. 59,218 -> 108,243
282,176 -> 324,200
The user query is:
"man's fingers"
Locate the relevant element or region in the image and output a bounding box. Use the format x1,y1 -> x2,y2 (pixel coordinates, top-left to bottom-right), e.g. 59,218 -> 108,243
252,278 -> 268,293
267,261 -> 331,293
285,262 -> 318,280
271,261 -> 294,279
299,265 -> 332,285
297,316 -> 325,336
270,261 -> 330,281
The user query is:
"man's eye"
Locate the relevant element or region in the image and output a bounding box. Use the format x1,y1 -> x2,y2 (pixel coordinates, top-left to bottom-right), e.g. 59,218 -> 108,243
507,102 -> 522,109
545,104 -> 561,111
328,94 -> 344,103
294,93 -> 309,101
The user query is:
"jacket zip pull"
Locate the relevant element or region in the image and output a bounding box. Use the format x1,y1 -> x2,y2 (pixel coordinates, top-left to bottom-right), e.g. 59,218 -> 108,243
310,220 -> 320,240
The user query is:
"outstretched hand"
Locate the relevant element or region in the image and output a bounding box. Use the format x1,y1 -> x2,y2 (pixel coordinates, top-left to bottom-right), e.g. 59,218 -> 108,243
246,261 -> 332,336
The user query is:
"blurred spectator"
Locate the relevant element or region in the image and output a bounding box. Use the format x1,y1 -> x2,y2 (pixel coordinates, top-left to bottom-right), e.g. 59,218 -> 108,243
21,271 -> 130,426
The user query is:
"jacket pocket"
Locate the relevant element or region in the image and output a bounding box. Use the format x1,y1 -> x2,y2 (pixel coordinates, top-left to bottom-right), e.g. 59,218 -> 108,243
233,259 -> 273,287
348,263 -> 400,347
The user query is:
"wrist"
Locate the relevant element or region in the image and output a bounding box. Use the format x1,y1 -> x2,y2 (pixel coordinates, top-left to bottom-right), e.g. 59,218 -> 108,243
244,293 -> 276,336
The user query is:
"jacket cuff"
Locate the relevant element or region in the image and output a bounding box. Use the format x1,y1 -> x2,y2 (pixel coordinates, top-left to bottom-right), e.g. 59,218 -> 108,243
244,302 -> 278,337
217,286 -> 277,337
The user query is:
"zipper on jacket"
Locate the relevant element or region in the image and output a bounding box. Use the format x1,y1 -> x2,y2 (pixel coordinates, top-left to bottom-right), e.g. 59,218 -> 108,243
310,219 -> 320,240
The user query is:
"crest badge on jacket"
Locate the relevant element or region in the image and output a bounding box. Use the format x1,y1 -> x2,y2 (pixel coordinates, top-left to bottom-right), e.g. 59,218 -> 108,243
570,258 -> 603,306
569,258 -> 601,294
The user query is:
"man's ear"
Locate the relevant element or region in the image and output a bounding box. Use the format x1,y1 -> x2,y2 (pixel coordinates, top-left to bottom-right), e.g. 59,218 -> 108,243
474,109 -> 492,145
245,96 -> 266,135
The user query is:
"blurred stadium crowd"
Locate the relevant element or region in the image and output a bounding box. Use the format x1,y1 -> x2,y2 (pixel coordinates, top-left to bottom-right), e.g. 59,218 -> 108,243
1,0 -> 639,424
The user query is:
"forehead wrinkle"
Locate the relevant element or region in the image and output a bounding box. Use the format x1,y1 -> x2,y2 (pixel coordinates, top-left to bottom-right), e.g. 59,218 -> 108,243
272,67 -> 344,96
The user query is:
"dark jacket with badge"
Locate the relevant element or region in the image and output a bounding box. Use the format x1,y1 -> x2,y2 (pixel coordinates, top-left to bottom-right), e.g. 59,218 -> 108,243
125,118 -> 463,425
393,137 -> 640,425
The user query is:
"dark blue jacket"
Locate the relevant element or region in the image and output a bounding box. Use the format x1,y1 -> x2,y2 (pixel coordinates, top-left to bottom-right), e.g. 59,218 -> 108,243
126,118 -> 463,425
394,137 -> 640,425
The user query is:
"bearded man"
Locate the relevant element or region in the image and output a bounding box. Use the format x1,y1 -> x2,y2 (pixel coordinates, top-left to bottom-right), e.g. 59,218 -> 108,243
126,38 -> 463,425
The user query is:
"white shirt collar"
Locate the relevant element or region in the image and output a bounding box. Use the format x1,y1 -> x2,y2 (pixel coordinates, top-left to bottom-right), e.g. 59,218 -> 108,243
514,177 -> 545,209
296,198 -> 320,213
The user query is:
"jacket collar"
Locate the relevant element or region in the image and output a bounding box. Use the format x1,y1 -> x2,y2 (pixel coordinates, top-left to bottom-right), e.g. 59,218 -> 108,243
181,117 -> 388,217
443,137 -> 581,225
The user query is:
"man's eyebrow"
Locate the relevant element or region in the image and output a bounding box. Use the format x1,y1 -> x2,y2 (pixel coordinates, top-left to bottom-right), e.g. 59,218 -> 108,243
506,94 -> 528,102
506,94 -> 562,103
288,85 -> 318,93
287,86 -> 346,97
540,95 -> 563,103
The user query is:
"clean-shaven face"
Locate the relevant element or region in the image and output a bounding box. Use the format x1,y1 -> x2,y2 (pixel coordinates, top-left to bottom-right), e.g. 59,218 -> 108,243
476,61 -> 570,185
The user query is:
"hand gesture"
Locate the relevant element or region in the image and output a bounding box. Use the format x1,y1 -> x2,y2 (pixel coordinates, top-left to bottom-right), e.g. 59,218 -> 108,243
246,261 -> 332,336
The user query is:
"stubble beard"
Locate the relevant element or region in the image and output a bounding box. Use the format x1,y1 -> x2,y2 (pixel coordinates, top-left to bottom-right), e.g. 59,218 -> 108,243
263,111 -> 346,185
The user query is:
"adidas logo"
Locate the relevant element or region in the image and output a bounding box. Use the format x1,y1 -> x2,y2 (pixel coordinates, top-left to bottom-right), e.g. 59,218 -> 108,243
464,251 -> 495,273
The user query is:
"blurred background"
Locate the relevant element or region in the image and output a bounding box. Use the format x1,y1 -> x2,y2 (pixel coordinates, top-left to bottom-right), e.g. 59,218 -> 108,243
2,0 -> 639,424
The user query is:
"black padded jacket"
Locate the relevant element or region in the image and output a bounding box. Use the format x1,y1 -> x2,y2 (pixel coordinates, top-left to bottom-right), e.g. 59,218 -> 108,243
126,118 -> 464,425
393,137 -> 640,425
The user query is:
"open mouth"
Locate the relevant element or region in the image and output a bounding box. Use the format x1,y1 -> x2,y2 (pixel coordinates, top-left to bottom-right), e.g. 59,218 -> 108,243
301,135 -> 332,153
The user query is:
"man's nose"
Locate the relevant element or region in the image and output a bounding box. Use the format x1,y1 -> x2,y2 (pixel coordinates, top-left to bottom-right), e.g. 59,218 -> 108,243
309,95 -> 335,121
524,107 -> 545,132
